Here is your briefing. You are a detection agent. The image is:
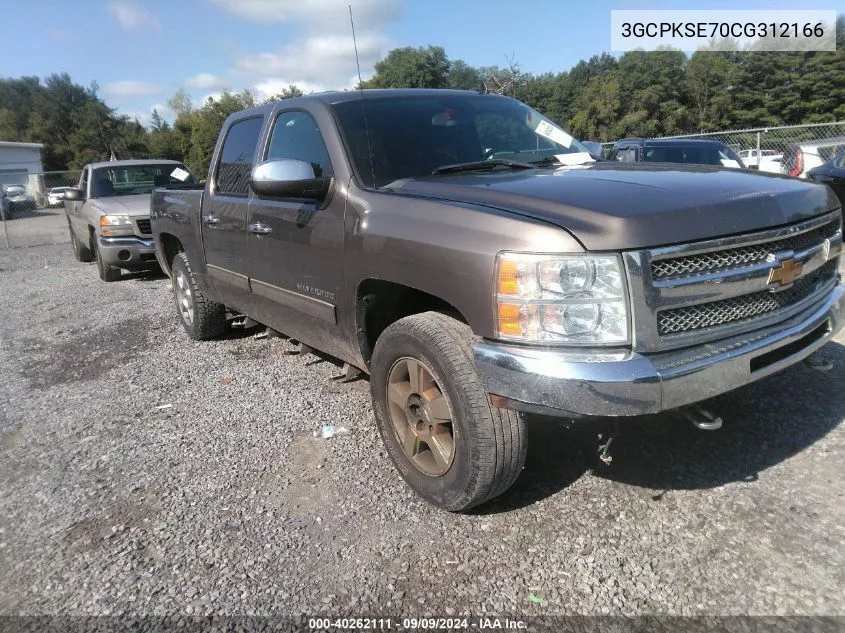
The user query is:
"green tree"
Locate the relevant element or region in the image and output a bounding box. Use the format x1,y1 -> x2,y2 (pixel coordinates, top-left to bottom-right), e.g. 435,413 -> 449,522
263,85 -> 304,103
360,46 -> 450,88
684,51 -> 736,131
446,60 -> 482,90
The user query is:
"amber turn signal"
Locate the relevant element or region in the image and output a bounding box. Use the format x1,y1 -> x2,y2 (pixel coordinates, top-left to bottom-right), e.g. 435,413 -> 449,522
497,303 -> 522,336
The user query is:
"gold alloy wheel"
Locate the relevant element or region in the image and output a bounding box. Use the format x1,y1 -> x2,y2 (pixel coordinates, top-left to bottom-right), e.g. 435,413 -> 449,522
386,357 -> 456,477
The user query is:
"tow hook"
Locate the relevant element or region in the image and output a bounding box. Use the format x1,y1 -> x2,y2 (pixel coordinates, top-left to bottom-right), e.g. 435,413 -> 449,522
681,405 -> 723,431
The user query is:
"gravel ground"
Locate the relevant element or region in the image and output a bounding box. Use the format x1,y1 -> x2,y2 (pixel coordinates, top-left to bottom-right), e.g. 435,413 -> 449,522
0,207 -> 69,249
1,236 -> 844,624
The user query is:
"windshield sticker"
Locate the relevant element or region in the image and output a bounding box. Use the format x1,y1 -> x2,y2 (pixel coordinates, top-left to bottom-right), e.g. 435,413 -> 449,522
535,120 -> 573,149
170,167 -> 191,182
554,152 -> 595,166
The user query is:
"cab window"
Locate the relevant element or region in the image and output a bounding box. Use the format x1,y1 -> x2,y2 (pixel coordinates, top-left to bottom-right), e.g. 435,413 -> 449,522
216,117 -> 264,196
266,111 -> 333,178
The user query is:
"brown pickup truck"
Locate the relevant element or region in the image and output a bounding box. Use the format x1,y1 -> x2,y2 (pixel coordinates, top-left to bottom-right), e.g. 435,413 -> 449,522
151,89 -> 844,511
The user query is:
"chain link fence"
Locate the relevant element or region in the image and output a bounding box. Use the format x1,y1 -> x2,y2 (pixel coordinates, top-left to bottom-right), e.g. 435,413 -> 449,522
601,121 -> 845,174
1,171 -> 80,248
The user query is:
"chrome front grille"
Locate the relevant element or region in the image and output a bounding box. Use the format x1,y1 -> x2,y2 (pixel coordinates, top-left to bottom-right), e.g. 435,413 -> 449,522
657,260 -> 838,335
624,211 -> 843,352
652,220 -> 841,280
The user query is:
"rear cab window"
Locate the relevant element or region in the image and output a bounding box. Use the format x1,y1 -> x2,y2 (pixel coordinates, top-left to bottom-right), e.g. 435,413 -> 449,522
215,117 -> 265,196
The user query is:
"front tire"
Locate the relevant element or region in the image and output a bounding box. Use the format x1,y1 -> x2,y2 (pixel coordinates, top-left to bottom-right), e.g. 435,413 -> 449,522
370,312 -> 526,512
91,236 -> 121,282
171,252 -> 226,340
68,219 -> 92,262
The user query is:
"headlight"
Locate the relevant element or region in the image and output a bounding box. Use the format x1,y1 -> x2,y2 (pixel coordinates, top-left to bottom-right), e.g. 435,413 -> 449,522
495,252 -> 629,345
99,214 -> 131,226
99,214 -> 133,237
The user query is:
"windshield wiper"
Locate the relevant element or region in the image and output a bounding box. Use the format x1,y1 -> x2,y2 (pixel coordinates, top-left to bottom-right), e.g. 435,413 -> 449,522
431,159 -> 535,175
530,156 -> 561,166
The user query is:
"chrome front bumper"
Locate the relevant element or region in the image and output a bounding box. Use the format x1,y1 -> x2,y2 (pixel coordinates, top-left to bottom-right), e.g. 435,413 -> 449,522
474,284 -> 845,418
98,235 -> 157,269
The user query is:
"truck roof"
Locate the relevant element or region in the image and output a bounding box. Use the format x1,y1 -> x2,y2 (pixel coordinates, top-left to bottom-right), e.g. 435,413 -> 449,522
87,158 -> 186,169
236,88 -> 506,118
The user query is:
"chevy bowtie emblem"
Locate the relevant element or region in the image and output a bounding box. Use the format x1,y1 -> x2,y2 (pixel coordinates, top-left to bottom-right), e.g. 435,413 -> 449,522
768,258 -> 803,287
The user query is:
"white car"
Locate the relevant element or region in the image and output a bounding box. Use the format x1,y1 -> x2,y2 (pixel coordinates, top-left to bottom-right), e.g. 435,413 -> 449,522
738,149 -> 783,173
47,186 -> 71,207
782,136 -> 845,178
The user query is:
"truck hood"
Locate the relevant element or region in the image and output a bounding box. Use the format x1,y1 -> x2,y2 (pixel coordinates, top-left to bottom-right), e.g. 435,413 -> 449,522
91,194 -> 150,218
386,163 -> 839,250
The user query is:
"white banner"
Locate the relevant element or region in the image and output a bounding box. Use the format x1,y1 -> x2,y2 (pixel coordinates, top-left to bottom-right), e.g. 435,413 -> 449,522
610,10 -> 837,52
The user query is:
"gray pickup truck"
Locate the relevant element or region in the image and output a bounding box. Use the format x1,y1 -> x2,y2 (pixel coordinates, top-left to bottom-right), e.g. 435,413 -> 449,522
151,89 -> 844,511
64,159 -> 196,281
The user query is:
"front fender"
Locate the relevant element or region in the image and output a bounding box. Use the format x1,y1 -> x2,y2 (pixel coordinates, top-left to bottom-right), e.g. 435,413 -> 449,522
343,187 -> 584,339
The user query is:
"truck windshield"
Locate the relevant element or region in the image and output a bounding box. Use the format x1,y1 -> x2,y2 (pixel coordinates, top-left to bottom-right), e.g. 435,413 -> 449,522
91,164 -> 196,197
333,94 -> 590,188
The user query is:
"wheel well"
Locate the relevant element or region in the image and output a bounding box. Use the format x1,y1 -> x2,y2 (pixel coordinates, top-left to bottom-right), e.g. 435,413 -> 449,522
158,233 -> 184,274
356,279 -> 467,366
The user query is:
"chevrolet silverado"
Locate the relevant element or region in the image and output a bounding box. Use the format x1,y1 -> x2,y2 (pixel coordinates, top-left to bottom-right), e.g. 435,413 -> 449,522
151,89 -> 843,511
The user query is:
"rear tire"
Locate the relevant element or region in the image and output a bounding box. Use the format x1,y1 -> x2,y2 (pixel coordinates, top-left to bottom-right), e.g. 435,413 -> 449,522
370,311 -> 526,512
68,219 -> 92,262
171,252 -> 226,340
91,236 -> 121,282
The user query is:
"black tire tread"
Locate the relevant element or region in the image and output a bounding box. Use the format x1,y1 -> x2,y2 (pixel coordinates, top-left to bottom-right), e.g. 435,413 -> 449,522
374,311 -> 526,511
172,252 -> 226,340
93,237 -> 121,282
67,218 -> 92,262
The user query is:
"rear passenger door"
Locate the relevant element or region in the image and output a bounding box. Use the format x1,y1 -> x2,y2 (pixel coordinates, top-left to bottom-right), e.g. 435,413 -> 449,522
246,109 -> 347,355
202,116 -> 264,309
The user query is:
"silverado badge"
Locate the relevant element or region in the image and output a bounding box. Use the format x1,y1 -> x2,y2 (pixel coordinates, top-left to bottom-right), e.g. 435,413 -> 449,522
768,258 -> 803,287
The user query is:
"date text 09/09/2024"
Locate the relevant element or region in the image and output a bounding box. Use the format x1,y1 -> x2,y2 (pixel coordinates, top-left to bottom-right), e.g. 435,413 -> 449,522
308,617 -> 528,630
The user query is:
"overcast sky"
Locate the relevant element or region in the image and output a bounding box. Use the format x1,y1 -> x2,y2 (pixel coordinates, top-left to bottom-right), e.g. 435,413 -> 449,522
1,0 -> 829,126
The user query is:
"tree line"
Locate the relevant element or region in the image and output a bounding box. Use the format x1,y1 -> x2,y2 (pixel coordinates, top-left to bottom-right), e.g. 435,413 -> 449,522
0,15 -> 841,176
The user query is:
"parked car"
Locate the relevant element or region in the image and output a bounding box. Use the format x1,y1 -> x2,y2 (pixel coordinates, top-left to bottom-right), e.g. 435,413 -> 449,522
2,184 -> 36,214
782,136 -> 845,178
0,189 -> 8,219
152,89 -> 842,512
738,148 -> 781,162
63,159 -> 197,282
47,186 -> 71,207
738,149 -> 783,173
607,138 -> 746,169
808,149 -> 845,207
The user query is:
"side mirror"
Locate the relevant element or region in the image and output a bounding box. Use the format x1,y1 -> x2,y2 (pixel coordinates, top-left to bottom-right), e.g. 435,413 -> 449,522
250,158 -> 330,201
582,141 -> 605,159
64,188 -> 83,201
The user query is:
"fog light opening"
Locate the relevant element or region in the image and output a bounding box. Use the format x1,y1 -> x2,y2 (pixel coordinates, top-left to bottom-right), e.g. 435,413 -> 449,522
118,250 -> 131,261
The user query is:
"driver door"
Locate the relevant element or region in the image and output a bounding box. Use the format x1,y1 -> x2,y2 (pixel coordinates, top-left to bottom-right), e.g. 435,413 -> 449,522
246,109 -> 347,355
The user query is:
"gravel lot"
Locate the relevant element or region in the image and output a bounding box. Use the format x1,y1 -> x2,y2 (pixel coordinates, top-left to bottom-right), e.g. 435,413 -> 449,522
1,225 -> 844,623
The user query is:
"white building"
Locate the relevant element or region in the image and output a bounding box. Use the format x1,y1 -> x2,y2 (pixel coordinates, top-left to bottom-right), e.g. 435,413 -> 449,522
0,141 -> 45,195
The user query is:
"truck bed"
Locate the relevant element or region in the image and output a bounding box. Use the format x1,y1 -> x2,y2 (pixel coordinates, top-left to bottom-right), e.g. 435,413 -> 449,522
150,186 -> 205,278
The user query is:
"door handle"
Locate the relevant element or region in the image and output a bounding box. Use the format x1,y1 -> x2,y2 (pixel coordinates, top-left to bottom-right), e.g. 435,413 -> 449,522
203,213 -> 220,226
249,222 -> 272,235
